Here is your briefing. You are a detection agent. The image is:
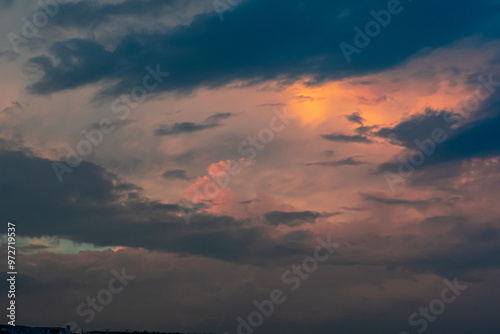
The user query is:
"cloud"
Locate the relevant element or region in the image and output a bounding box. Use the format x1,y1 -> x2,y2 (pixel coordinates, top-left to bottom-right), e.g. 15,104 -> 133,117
162,169 -> 191,180
345,112 -> 365,125
377,90 -> 500,173
19,244 -> 51,252
356,125 -> 377,134
48,0 -> 202,28
264,210 -> 320,227
8,241 -> 500,333
361,192 -> 440,209
89,119 -> 133,131
341,206 -> 364,212
155,112 -> 234,136
293,95 -> 324,102
0,0 -> 13,9
0,137 -> 32,155
155,122 -> 220,136
0,49 -> 18,61
387,217 -> 500,277
321,133 -> 373,143
375,108 -> 458,148
183,159 -> 255,218
357,95 -> 389,105
257,103 -> 286,108
25,0 -> 500,95
1,101 -> 22,113
305,156 -> 367,167
2,150 -> 500,332
0,149 -> 317,264
204,112 -> 235,123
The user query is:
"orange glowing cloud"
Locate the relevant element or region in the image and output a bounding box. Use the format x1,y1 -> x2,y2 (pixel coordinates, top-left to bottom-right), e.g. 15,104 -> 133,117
184,159 -> 252,218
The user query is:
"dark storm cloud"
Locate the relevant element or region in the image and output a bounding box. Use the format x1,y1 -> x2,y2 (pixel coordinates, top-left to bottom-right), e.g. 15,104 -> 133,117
345,112 -> 365,125
305,156 -> 368,167
0,149 -> 319,264
377,90 -> 500,174
321,133 -> 373,143
48,0 -> 189,28
375,108 -> 458,148
162,169 -> 191,180
27,39 -> 114,94
26,0 -> 500,95
265,210 -> 321,227
432,103 -> 500,163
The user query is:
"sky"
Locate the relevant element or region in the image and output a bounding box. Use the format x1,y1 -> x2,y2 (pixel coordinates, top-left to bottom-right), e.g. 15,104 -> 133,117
1,0 -> 500,333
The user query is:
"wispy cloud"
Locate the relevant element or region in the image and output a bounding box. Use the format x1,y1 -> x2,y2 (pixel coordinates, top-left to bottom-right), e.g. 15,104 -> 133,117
305,156 -> 367,167
321,133 -> 373,143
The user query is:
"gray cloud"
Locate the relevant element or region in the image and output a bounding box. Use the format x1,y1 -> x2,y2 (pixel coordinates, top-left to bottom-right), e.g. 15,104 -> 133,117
162,169 -> 191,180
345,112 -> 365,125
265,210 -> 321,227
155,112 -> 234,136
340,206 -> 363,212
0,49 -> 18,61
375,108 -> 458,148
321,133 -> 373,144
305,156 -> 367,167
155,122 -> 220,136
361,193 -> 440,209
204,112 -> 234,123
257,103 -> 286,108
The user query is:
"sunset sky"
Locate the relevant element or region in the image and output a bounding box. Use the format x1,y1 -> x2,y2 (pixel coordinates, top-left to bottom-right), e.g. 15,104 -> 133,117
1,0 -> 500,333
